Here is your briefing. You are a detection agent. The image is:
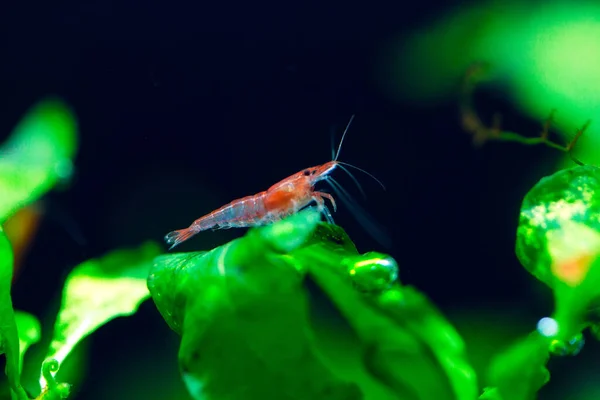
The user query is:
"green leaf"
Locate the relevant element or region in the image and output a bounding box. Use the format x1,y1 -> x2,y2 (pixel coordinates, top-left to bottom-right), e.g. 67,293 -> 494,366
36,360 -> 70,400
15,311 -> 41,372
40,241 -> 161,389
479,387 -> 503,400
149,210 -> 478,400
516,166 -> 600,342
486,332 -> 550,400
0,227 -> 28,400
0,98 -> 77,223
296,240 -> 479,400
516,165 -> 600,288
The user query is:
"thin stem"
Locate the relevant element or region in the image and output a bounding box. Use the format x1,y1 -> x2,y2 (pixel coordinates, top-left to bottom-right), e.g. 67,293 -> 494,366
459,62 -> 589,166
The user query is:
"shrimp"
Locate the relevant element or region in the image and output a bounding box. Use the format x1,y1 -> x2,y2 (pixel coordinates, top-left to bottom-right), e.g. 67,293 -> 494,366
164,115 -> 384,250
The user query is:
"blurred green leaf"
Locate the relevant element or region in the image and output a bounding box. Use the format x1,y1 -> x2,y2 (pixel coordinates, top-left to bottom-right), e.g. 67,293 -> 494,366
15,311 -> 41,372
0,227 -> 28,400
0,98 -> 77,223
149,210 -> 477,400
385,1 -> 600,166
41,241 -> 161,389
486,332 -> 550,400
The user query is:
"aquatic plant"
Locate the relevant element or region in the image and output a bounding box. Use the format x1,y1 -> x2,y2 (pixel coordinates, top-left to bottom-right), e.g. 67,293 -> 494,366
1,93 -> 599,400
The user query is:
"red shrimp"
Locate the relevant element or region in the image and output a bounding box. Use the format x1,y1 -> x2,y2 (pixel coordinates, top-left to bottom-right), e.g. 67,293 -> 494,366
164,115 -> 384,250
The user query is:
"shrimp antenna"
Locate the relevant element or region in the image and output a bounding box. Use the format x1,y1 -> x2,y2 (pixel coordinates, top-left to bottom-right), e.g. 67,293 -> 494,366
327,177 -> 392,249
333,114 -> 355,161
337,161 -> 386,191
337,163 -> 367,199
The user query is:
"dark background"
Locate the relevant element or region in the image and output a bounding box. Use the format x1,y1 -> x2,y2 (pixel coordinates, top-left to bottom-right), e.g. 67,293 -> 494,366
0,1 -> 581,399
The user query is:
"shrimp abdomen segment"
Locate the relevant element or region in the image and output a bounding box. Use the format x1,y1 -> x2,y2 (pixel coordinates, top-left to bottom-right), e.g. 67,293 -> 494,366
164,192 -> 271,250
193,192 -> 270,230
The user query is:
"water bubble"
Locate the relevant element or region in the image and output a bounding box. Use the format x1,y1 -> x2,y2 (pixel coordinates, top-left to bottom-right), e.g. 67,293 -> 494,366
537,317 -> 559,337
549,332 -> 585,356
343,252 -> 398,293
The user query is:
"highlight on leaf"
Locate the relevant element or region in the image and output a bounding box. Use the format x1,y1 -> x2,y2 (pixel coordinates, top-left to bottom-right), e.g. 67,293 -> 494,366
459,62 -> 588,165
40,241 -> 161,389
0,98 -> 78,223
479,387 -> 503,400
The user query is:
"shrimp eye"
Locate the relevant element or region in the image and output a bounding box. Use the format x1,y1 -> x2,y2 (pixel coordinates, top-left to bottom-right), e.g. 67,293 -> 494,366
303,169 -> 311,176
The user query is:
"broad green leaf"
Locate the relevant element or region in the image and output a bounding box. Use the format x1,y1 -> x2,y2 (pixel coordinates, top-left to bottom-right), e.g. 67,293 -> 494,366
40,241 -> 161,388
0,227 -> 28,400
148,210 -> 353,400
0,98 -> 77,223
296,241 -> 479,400
149,210 -> 478,400
15,311 -> 41,372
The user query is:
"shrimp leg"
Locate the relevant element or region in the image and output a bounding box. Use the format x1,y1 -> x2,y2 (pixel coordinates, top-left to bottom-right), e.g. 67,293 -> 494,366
318,192 -> 337,212
314,192 -> 337,224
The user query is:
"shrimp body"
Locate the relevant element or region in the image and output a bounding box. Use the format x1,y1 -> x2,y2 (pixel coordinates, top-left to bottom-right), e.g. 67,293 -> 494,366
164,162 -> 338,250
163,114 -> 386,250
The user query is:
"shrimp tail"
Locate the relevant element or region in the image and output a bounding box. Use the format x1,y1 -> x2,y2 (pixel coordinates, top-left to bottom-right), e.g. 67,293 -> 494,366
164,227 -> 198,250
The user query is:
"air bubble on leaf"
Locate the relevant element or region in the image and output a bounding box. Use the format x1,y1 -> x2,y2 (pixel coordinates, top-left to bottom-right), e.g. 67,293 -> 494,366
536,317 -> 559,337
549,332 -> 585,356
343,252 -> 399,293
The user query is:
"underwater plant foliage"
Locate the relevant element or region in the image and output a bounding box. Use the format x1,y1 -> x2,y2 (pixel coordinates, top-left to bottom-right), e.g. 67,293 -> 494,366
0,226 -> 28,400
485,332 -> 550,400
474,163 -> 600,400
4,96 -> 600,399
385,0 -> 600,165
516,165 -> 600,342
0,98 -> 82,400
0,99 -> 77,224
0,227 -> 71,400
40,241 -> 161,389
148,209 -> 478,400
15,312 -> 41,375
